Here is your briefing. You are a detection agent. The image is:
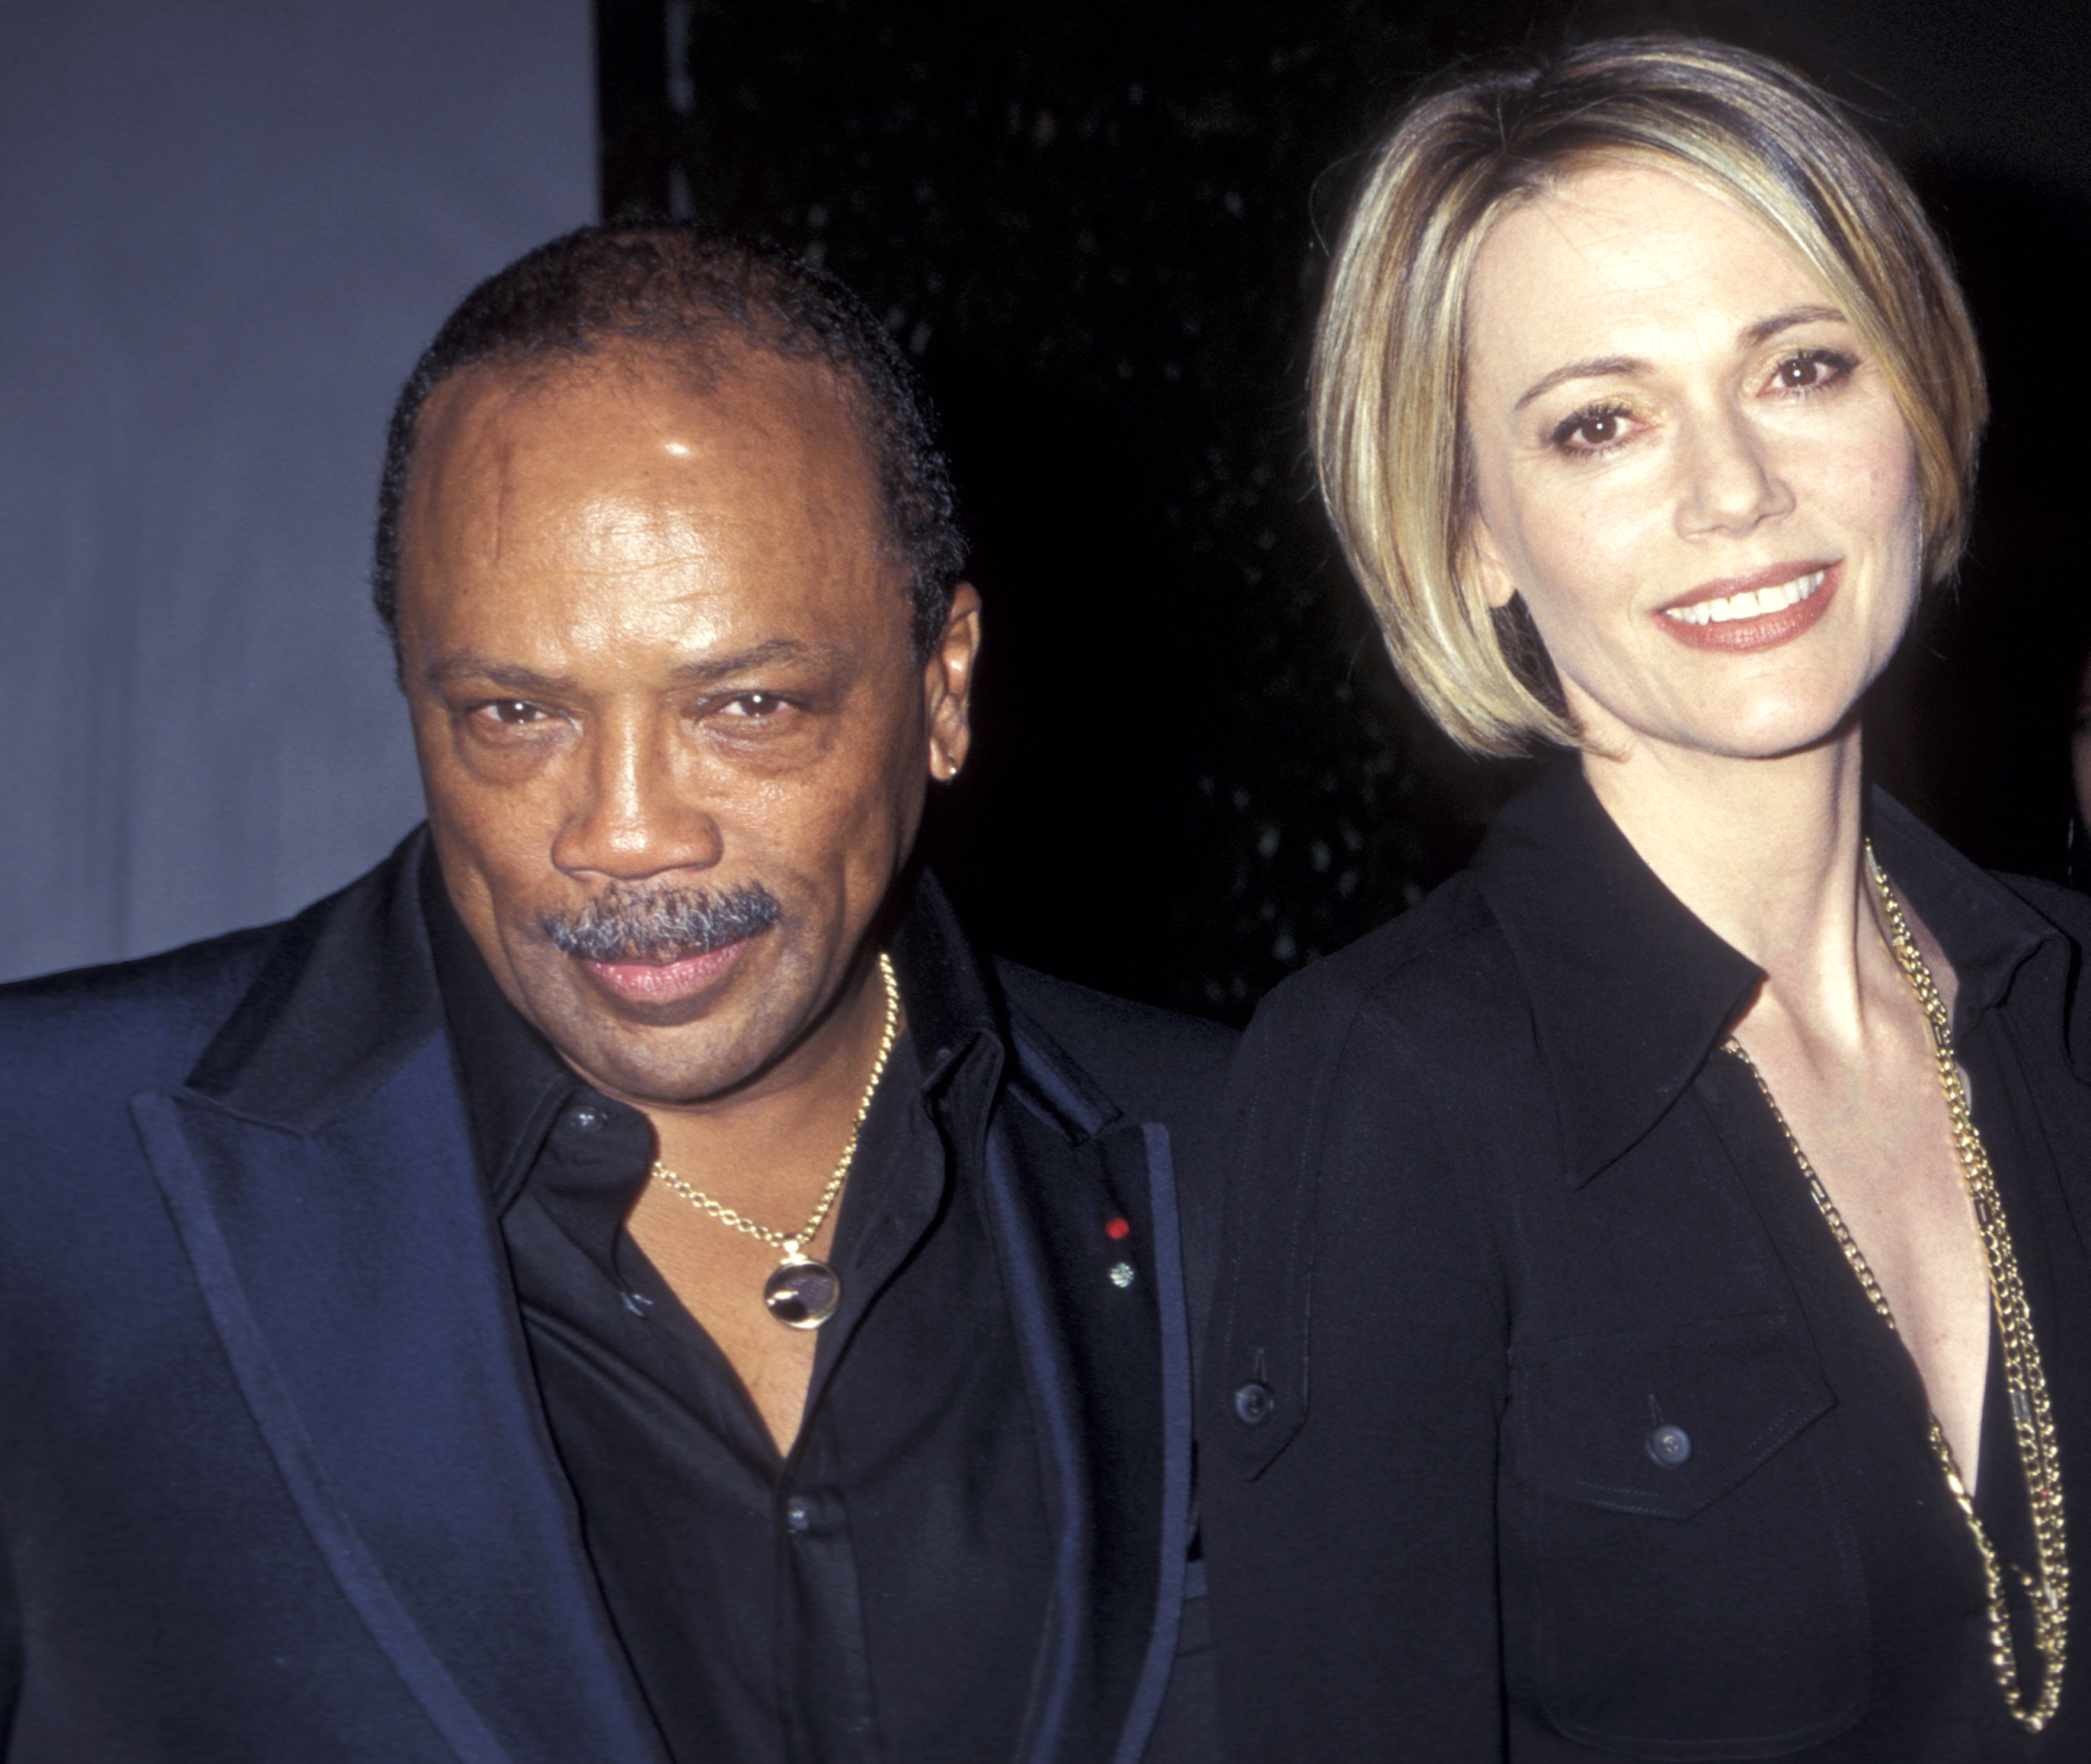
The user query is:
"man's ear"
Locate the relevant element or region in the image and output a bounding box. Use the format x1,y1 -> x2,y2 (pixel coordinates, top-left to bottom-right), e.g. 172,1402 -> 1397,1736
1465,516 -> 1521,612
924,583 -> 981,781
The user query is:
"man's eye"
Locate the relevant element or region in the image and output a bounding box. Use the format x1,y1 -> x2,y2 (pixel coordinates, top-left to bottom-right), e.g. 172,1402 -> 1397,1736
726,692 -> 787,718
476,700 -> 546,726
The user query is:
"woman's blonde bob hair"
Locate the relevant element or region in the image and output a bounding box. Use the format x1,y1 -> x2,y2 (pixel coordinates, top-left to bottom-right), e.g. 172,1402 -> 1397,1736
1312,36 -> 1987,756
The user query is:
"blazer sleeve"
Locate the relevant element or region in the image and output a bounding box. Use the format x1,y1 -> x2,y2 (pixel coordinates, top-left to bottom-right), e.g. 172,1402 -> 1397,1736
1199,975 -> 1513,1760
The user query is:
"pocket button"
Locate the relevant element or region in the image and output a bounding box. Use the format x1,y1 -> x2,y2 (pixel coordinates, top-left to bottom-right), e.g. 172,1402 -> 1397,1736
1233,1381 -> 1274,1426
1646,1422 -> 1693,1467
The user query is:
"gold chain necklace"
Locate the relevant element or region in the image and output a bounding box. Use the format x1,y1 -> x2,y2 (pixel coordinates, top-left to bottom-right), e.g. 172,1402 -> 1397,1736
1724,846 -> 2066,1731
650,951 -> 899,1331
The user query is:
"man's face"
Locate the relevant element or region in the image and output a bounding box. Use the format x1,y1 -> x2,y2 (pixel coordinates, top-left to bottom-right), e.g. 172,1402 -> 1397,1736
395,347 -> 975,1110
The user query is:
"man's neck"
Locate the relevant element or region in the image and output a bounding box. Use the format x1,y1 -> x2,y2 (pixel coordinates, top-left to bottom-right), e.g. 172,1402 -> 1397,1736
636,950 -> 900,1205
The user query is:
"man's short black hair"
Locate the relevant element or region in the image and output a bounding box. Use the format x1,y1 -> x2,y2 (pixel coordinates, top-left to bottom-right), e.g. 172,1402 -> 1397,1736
373,222 -> 966,663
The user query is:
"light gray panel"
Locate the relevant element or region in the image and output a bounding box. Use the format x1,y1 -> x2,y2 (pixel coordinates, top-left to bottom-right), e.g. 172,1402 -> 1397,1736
0,0 -> 593,979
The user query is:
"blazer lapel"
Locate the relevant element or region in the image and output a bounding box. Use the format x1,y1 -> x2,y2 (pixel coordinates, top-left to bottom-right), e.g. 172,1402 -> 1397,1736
131,837 -> 667,1764
984,1023 -> 1191,1764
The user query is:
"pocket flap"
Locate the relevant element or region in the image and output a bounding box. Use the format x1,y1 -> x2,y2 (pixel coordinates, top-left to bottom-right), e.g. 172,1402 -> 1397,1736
1512,1312 -> 1833,1521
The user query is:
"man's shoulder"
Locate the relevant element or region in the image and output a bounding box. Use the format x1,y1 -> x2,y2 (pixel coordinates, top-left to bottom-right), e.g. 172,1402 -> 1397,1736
0,834 -> 432,1113
0,921 -> 287,1099
0,833 -> 421,1110
991,959 -> 1236,1127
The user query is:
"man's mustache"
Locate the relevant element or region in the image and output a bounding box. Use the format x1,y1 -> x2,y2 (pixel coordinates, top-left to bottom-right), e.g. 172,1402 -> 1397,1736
539,882 -> 783,964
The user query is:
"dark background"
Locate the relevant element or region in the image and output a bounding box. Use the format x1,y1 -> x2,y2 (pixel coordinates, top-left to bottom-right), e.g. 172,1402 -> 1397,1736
595,0 -> 2091,1021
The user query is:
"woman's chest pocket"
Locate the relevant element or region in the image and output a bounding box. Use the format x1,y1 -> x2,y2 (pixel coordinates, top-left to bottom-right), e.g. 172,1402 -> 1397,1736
1507,1312 -> 1868,1760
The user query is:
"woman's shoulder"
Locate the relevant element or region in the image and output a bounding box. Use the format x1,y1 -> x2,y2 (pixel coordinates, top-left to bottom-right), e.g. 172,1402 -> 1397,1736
1234,869 -> 1546,1131
1993,871 -> 2091,944
1251,868 -> 1531,1050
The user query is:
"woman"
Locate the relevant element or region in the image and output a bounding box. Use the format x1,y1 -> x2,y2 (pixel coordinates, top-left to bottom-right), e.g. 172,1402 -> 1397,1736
1202,37 -> 2091,1761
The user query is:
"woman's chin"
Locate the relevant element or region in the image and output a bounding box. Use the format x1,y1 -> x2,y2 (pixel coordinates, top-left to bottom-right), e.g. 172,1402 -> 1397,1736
1576,691 -> 1866,770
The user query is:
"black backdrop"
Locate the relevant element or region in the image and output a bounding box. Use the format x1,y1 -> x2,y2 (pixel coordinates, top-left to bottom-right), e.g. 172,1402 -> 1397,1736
595,0 -> 2091,1021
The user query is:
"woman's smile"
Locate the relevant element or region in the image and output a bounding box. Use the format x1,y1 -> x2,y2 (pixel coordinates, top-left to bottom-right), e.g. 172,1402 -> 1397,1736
1656,561 -> 1837,650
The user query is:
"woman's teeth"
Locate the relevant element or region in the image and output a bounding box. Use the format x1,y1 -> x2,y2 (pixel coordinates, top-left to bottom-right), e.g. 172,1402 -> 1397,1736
1663,569 -> 1826,626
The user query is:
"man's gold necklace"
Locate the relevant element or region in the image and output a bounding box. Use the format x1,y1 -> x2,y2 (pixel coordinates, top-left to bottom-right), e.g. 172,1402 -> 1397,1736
650,951 -> 900,1331
1725,846 -> 2066,1731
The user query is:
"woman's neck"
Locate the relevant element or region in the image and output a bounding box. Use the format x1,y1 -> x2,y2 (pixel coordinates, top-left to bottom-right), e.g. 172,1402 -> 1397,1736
1580,729 -> 1880,1045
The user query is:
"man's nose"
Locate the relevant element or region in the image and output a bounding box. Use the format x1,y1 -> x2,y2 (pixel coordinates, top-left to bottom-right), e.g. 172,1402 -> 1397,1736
550,716 -> 724,882
1674,404 -> 1796,538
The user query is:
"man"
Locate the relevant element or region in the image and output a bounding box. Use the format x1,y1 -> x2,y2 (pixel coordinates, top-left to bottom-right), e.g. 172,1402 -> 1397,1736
0,225 -> 1229,1763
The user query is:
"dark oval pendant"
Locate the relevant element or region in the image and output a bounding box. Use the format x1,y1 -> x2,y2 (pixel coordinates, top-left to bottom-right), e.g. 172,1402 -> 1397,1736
764,1257 -> 841,1330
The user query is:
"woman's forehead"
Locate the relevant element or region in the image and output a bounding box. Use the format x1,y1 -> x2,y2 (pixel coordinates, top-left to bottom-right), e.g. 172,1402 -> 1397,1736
1463,161 -> 1832,388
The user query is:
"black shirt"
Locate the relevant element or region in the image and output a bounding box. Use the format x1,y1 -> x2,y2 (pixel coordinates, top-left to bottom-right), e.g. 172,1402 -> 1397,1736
1205,762 -> 2091,1761
423,869 -> 1054,1764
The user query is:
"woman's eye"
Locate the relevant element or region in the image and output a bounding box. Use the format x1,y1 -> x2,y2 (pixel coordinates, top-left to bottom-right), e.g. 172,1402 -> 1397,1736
1551,406 -> 1632,453
1770,348 -> 1854,392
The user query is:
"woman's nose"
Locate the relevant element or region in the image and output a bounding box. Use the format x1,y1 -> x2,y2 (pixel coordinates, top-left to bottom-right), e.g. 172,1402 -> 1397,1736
1675,406 -> 1796,538
550,720 -> 724,883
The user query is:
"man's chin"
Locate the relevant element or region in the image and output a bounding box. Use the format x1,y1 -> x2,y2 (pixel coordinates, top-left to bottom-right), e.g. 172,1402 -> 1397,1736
530,997 -> 776,1110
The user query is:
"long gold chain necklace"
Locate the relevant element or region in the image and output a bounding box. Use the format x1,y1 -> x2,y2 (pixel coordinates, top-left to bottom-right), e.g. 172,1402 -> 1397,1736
650,951 -> 899,1331
1724,847 -> 2066,1731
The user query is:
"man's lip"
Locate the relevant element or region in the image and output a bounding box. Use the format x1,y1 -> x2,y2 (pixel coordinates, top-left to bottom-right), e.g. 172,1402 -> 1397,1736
577,935 -> 756,1005
1653,561 -> 1839,652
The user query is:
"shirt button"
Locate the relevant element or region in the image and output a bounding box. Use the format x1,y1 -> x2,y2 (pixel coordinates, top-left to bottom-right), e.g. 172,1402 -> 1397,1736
568,1104 -> 605,1133
1646,1423 -> 1692,1467
784,1498 -> 812,1534
1233,1381 -> 1274,1426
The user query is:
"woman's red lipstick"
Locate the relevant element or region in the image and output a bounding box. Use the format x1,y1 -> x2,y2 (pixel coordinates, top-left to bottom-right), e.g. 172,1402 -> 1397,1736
1656,561 -> 1838,652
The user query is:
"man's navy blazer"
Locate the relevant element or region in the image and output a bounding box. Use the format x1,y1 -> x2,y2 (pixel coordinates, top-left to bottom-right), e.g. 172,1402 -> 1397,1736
0,831 -> 1231,1763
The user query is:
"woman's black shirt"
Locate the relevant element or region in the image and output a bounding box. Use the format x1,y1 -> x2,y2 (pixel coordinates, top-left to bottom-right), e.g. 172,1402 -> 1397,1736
1203,762 -> 2091,1761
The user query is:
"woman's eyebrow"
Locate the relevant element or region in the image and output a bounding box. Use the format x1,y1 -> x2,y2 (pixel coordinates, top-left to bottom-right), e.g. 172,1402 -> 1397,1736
1512,304 -> 1851,412
1513,356 -> 1644,411
1740,303 -> 1847,347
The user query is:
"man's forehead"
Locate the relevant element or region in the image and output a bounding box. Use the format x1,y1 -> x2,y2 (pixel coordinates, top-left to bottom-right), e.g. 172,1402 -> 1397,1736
425,342 -> 869,477
411,347 -> 883,545
396,342 -> 913,660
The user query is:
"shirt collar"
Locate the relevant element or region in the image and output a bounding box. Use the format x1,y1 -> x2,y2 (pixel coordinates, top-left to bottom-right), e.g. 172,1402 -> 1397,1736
1866,790 -> 2059,1026
884,864 -> 999,1093
420,852 -> 583,1213
1473,761 -> 1759,1188
1471,761 -> 2069,1189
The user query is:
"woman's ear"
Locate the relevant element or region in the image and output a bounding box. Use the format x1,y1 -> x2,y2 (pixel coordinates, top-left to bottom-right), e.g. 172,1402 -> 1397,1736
1465,516 -> 1521,611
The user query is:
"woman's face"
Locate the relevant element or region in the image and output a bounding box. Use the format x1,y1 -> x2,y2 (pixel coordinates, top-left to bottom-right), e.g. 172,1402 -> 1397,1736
1461,159 -> 1924,763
